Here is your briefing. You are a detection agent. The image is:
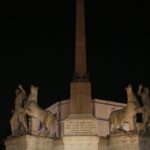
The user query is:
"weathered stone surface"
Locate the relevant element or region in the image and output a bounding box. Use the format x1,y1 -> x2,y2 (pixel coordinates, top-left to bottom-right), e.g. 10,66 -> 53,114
54,139 -> 64,150
63,114 -> 99,150
99,137 -> 109,150
70,82 -> 92,114
109,133 -> 150,150
64,118 -> 97,136
64,114 -> 97,136
75,0 -> 87,79
5,135 -> 54,150
63,136 -> 99,150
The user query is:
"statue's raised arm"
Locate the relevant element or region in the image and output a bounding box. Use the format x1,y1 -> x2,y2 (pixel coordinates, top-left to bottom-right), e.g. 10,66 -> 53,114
137,84 -> 150,106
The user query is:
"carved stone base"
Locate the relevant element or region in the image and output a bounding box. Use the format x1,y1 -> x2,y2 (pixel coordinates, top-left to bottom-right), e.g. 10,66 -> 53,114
109,132 -> 150,150
63,136 -> 99,150
63,114 -> 99,150
5,135 -> 54,150
99,137 -> 109,150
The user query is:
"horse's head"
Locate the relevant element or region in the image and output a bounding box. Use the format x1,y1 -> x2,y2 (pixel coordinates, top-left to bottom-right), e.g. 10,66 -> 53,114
143,87 -> 149,95
30,85 -> 39,94
125,84 -> 132,92
125,84 -> 140,107
15,89 -> 21,95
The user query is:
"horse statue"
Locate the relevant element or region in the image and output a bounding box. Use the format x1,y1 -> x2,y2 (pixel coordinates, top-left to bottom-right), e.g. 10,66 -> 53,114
24,85 -> 55,137
137,84 -> 150,133
109,84 -> 141,133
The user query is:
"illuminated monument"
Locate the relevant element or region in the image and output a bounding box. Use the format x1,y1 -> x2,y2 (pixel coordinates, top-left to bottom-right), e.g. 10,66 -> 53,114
5,0 -> 150,150
71,0 -> 92,115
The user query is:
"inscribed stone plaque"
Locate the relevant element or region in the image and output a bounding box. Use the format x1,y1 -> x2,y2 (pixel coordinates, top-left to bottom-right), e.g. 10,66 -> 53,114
64,119 -> 97,135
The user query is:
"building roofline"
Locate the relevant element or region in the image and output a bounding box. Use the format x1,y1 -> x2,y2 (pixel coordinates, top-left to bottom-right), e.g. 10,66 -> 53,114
47,98 -> 126,110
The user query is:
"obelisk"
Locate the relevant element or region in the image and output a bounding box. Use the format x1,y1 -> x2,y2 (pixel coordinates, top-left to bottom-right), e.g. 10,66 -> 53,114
70,0 -> 92,114
75,0 -> 87,79
63,2 -> 99,149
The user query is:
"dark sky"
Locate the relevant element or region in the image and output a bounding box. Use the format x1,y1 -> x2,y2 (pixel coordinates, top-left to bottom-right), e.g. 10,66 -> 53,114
0,0 -> 150,147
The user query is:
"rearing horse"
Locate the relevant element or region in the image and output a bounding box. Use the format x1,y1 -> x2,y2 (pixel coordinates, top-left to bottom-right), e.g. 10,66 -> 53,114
109,84 -> 141,133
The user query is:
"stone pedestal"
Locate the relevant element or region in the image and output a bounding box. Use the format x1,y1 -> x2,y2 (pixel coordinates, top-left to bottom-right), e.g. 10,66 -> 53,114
63,136 -> 99,150
63,114 -> 99,150
109,133 -> 150,150
99,137 -> 109,150
5,135 -> 54,150
70,82 -> 92,114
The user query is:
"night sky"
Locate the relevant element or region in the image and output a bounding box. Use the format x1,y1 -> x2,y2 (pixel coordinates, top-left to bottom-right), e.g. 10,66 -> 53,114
0,0 -> 150,148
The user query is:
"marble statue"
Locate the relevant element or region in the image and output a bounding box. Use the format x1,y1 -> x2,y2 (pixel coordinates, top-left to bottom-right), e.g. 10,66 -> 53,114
109,107 -> 126,133
109,84 -> 141,133
26,85 -> 38,102
10,85 -> 28,136
137,84 -> 150,133
24,85 -> 55,137
137,84 -> 150,107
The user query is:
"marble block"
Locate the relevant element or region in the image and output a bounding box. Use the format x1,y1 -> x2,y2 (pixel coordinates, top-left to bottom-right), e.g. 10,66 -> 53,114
63,136 -> 99,150
109,133 -> 150,150
5,135 -> 54,150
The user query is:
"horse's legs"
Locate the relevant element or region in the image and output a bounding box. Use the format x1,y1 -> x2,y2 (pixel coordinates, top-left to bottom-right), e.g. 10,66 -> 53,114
45,119 -> 54,137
